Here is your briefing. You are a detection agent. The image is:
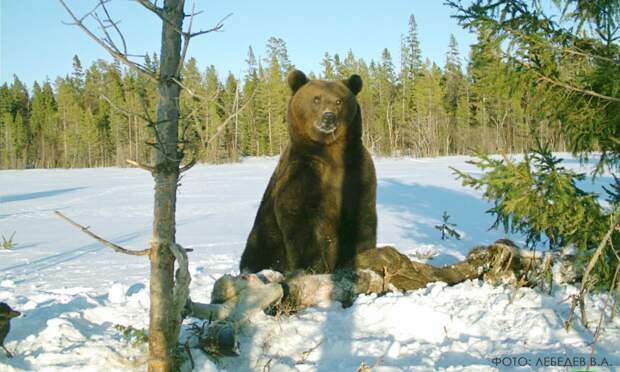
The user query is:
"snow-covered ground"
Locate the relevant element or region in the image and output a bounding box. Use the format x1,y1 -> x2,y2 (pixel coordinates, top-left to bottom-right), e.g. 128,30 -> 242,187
0,155 -> 618,371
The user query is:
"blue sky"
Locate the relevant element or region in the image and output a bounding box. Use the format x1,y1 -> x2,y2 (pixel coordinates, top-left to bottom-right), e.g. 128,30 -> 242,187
1,0 -> 477,90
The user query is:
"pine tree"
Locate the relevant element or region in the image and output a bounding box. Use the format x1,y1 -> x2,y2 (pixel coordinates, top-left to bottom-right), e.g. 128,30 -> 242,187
263,37 -> 291,155
443,34 -> 466,154
342,50 -> 357,77
265,37 -> 293,75
0,84 -> 12,168
370,49 -> 397,154
29,80 -> 58,167
221,73 -> 240,161
321,52 -> 336,79
179,57 -> 206,162
7,76 -> 31,168
334,53 -> 348,79
355,58 -> 373,148
398,15 -> 424,155
412,62 -> 448,156
443,34 -> 461,113
102,61 -> 126,166
203,65 -> 223,160
239,46 -> 259,156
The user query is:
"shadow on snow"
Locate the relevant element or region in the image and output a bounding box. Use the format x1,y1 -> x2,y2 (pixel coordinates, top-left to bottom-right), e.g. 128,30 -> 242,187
0,187 -> 88,204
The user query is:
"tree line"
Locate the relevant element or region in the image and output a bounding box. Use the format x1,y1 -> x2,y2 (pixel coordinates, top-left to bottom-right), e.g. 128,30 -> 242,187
0,15 -> 573,169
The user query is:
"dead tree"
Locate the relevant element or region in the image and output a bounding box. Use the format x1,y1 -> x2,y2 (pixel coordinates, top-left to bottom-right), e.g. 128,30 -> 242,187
186,239 -> 568,356
57,1 -> 228,370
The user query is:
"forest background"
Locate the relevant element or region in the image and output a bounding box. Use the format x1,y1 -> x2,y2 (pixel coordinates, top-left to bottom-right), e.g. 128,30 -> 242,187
0,14 -> 568,169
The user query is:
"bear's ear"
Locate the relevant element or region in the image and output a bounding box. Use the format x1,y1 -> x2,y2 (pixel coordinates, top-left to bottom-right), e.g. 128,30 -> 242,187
344,74 -> 363,95
287,70 -> 308,93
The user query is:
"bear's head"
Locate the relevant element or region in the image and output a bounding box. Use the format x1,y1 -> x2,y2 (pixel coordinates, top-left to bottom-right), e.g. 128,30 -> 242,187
287,70 -> 363,145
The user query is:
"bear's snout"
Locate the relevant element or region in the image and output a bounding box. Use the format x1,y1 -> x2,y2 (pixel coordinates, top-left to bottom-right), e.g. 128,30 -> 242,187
321,111 -> 336,125
316,111 -> 338,134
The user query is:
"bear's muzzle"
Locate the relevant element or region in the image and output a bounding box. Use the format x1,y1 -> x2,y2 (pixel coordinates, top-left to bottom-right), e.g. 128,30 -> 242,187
317,111 -> 337,133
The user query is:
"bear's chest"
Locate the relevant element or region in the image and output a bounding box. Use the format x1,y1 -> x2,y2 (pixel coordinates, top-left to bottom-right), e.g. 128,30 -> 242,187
286,157 -> 344,198
308,157 -> 344,187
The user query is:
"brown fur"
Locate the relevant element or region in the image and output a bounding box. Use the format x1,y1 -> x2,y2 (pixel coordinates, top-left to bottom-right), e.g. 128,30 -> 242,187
240,70 -> 377,273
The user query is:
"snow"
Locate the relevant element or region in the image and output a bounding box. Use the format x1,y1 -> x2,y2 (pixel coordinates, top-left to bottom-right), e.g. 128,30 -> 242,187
1,154 -> 619,371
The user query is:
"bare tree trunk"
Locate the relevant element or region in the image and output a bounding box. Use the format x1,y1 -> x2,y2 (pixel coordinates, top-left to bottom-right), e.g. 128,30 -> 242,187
148,1 -> 183,370
387,102 -> 393,155
268,95 -> 273,155
87,142 -> 92,167
128,116 -> 133,161
41,134 -> 46,168
57,1 -> 231,368
203,113 -> 209,158
233,81 -> 239,160
135,115 -> 140,164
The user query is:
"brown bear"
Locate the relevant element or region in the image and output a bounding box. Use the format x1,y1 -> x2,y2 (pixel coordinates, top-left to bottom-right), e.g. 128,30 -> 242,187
239,70 -> 377,273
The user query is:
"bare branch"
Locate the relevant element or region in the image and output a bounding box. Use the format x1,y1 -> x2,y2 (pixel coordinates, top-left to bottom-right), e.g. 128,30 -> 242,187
92,11 -> 118,51
512,57 -> 620,102
179,157 -> 197,173
55,211 -> 193,256
498,25 -> 620,65
54,211 -> 150,256
581,216 -> 618,290
79,0 -> 106,23
535,72 -> 620,102
170,242 -> 191,337
59,0 -> 158,82
176,1 -> 197,77
141,106 -> 178,162
101,94 -> 165,167
175,84 -> 254,172
135,0 -> 184,37
127,159 -> 156,172
107,91 -> 181,164
172,77 -> 208,100
565,214 -> 619,331
188,12 -> 231,38
296,341 -> 323,365
206,88 -> 256,146
137,90 -> 156,124
184,9 -> 204,18
98,0 -> 128,55
176,6 -> 232,77
134,0 -> 164,19
101,94 -> 151,123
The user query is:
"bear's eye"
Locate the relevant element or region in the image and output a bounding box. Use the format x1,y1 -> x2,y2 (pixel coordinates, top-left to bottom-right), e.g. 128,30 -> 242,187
313,96 -> 321,104
336,99 -> 342,105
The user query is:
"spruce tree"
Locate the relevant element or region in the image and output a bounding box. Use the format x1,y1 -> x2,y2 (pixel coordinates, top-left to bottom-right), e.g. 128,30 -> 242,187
403,15 -> 423,78
448,0 -> 620,287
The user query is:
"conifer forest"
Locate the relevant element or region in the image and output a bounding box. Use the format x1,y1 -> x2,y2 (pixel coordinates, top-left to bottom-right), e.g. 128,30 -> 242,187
0,15 -> 574,169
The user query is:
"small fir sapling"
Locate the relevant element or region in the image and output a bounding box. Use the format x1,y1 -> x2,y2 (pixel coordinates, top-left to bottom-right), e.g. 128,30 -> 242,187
435,211 -> 461,240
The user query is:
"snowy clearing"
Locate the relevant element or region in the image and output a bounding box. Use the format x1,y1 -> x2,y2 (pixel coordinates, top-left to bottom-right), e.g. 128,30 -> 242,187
1,155 -> 619,371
